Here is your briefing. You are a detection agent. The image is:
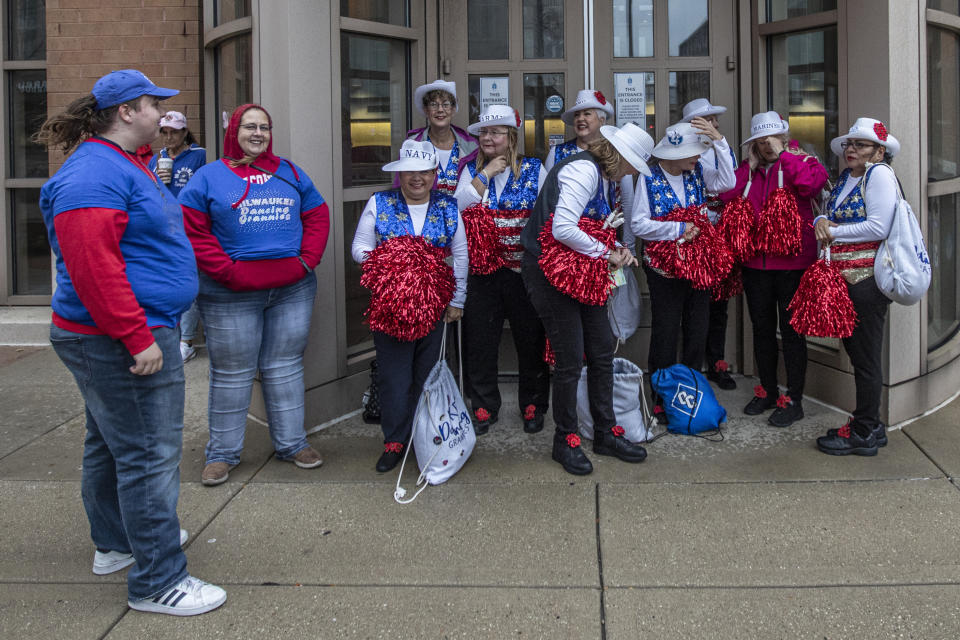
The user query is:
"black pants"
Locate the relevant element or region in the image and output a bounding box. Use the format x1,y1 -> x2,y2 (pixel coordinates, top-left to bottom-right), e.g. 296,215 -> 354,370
741,267 -> 807,400
463,268 -> 549,417
373,321 -> 444,444
644,266 -> 711,376
705,298 -> 729,369
522,256 -> 614,435
843,277 -> 891,431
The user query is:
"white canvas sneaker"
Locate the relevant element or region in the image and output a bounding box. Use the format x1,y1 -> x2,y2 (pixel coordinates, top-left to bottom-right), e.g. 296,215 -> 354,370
92,528 -> 189,575
128,575 -> 227,616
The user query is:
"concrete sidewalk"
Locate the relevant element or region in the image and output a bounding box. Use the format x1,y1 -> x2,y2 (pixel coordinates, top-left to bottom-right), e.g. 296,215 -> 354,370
1,345 -> 959,639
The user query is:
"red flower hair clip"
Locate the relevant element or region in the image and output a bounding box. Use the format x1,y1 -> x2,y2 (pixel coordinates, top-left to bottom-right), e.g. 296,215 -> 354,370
753,385 -> 767,399
515,110 -> 522,128
873,122 -> 888,141
565,433 -> 581,448
594,90 -> 607,106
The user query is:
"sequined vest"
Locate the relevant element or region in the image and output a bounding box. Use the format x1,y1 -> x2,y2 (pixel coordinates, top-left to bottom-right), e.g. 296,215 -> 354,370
826,168 -> 878,284
431,137 -> 463,195
373,190 -> 459,249
644,163 -> 706,218
552,139 -> 582,164
467,157 -> 542,270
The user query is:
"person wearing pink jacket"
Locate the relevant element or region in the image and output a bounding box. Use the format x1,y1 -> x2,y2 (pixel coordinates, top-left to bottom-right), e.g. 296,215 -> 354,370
719,112 -> 828,428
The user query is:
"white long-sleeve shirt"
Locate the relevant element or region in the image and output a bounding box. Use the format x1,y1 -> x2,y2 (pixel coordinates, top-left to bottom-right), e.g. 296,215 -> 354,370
351,194 -> 469,308
823,164 -> 898,243
453,162 -> 548,211
551,158 -> 619,258
630,137 -> 737,242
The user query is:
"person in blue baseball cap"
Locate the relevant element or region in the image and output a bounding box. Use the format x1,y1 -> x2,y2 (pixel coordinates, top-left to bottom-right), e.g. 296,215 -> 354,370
34,70 -> 227,616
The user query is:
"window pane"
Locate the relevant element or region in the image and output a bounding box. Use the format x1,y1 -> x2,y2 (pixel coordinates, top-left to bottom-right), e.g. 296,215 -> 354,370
8,70 -> 48,179
668,71 -> 710,125
468,0 -> 509,60
215,36 -> 253,156
6,0 -> 45,61
523,73 -> 564,160
767,27 -> 839,175
11,189 -> 50,296
468,75 -> 510,127
928,193 -> 960,350
341,34 -> 409,188
766,0 -> 836,22
929,0 -> 960,14
928,27 -> 960,182
215,0 -> 251,25
523,0 -> 563,59
343,201 -> 373,350
614,0 -> 654,58
669,0 -> 708,56
614,72 -> 655,137
340,0 -> 409,26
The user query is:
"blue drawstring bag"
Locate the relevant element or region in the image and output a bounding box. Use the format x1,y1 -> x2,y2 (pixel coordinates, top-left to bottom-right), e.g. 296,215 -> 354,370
650,365 -> 727,436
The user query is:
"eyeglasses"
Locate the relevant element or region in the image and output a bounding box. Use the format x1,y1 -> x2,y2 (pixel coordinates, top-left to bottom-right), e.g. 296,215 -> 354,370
427,101 -> 454,111
240,124 -> 272,133
840,140 -> 876,151
478,128 -> 509,137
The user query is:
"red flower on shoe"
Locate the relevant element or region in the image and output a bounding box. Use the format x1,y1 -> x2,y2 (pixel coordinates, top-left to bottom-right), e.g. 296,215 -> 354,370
565,433 -> 581,448
523,404 -> 537,420
594,90 -> 607,105
384,442 -> 404,453
714,360 -> 729,372
475,408 -> 491,422
838,420 -> 852,438
776,394 -> 791,409
653,405 -> 665,414
753,385 -> 767,399
611,425 -> 625,437
873,122 -> 888,141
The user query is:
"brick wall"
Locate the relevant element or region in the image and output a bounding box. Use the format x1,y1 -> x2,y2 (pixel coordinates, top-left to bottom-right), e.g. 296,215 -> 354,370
45,0 -> 203,168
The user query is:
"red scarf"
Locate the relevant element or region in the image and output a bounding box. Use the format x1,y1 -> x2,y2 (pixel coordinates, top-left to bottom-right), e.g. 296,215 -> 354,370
223,103 -> 281,174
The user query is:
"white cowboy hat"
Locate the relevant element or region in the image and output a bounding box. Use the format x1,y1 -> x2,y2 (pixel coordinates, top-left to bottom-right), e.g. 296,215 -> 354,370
599,123 -> 655,177
561,89 -> 615,126
413,79 -> 458,117
467,104 -> 521,135
830,117 -> 900,158
742,111 -> 789,146
382,139 -> 439,172
680,98 -> 727,123
652,122 -> 711,160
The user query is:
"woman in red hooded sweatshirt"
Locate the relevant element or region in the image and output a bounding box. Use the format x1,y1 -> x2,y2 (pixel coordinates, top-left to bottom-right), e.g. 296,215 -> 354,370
179,104 -> 330,486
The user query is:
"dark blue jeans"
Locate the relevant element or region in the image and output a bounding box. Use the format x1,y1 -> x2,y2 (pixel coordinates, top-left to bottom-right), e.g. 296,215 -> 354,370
50,324 -> 188,600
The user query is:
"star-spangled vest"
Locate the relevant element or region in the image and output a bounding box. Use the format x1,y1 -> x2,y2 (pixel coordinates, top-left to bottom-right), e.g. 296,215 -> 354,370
429,136 -> 462,194
467,157 -> 542,271
644,163 -> 706,219
582,164 -> 619,222
373,190 -> 458,249
825,168 -> 878,284
551,139 -> 582,164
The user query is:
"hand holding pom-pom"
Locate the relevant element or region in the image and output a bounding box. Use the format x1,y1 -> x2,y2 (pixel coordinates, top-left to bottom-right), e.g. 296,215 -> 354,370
645,205 -> 734,290
538,214 -> 617,305
788,247 -> 857,338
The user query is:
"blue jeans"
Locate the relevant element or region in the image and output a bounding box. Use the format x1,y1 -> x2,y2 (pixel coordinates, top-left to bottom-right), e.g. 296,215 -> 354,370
50,324 -> 188,600
179,300 -> 200,342
197,271 -> 317,464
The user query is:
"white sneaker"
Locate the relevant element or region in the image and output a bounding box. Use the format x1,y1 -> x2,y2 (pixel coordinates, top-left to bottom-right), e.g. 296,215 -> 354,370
128,575 -> 227,616
92,529 -> 189,575
180,341 -> 197,363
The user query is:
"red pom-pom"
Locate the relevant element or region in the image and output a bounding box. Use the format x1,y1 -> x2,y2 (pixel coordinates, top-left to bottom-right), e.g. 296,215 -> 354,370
523,404 -> 537,420
787,252 -> 858,338
711,264 -> 743,301
538,214 -> 617,305
776,394 -> 790,409
753,385 -> 767,399
360,235 -> 455,341
611,425 -> 625,437
475,408 -> 491,422
716,196 -> 757,262
644,205 -> 734,289
594,90 -> 607,105
754,188 -> 803,256
543,338 -> 556,366
461,201 -> 507,275
565,433 -> 582,448
714,360 -> 729,372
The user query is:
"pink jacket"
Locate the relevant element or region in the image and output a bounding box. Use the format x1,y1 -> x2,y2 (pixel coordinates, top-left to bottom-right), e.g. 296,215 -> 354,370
720,151 -> 829,271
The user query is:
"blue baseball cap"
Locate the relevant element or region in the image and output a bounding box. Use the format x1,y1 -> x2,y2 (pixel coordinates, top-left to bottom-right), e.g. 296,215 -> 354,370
92,69 -> 179,110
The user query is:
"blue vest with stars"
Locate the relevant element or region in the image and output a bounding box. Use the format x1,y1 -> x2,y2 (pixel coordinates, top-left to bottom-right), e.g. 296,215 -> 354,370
430,137 -> 463,194
552,140 -> 582,164
582,165 -> 619,222
826,169 -> 867,224
644,163 -> 706,218
467,157 -> 542,210
373,190 -> 458,248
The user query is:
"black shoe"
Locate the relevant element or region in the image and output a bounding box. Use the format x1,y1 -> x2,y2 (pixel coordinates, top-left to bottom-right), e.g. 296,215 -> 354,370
593,426 -> 647,463
706,361 -> 737,390
768,397 -> 804,428
817,422 -> 878,456
375,443 -> 405,472
552,432 -> 593,475
827,421 -> 887,447
744,387 -> 777,415
522,404 -> 544,434
473,408 -> 498,436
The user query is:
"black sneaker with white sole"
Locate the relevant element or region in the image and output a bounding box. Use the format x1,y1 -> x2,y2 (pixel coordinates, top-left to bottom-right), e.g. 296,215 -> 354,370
128,575 -> 226,616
